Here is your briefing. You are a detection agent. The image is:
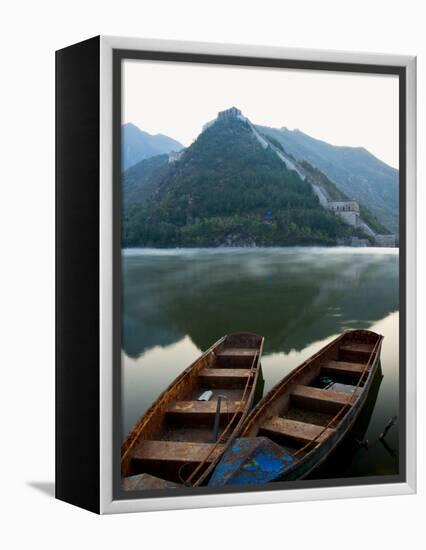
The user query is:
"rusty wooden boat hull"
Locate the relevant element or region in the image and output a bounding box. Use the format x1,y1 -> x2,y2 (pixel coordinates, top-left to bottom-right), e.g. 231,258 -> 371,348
208,330 -> 383,486
121,332 -> 264,488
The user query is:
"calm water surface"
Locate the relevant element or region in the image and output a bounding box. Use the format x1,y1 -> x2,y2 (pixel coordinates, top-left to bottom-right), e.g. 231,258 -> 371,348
121,247 -> 399,479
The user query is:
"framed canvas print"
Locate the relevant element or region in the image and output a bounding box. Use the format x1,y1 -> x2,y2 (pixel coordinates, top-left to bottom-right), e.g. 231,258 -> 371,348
55,36 -> 417,514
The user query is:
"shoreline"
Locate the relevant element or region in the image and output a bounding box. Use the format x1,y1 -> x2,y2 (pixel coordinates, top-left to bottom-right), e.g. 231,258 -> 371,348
122,245 -> 399,255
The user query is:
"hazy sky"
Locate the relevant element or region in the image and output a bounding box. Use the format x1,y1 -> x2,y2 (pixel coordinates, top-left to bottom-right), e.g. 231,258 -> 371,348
123,59 -> 399,168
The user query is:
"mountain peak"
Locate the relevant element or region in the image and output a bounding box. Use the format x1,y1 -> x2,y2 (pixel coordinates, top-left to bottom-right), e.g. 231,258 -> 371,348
203,107 -> 247,132
217,106 -> 243,119
123,121 -> 143,134
122,123 -> 184,171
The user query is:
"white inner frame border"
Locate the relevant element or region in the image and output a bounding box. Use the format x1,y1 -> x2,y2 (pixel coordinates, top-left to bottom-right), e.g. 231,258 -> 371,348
99,35 -> 417,514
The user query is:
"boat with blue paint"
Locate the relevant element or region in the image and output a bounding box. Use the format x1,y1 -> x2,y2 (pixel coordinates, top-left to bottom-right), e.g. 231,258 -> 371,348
208,329 -> 383,486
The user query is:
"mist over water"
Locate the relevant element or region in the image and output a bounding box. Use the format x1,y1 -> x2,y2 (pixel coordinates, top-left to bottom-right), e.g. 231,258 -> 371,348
121,247 -> 399,479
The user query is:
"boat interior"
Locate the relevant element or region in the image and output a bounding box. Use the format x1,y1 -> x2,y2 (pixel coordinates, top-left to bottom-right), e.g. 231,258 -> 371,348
123,334 -> 263,484
245,332 -> 381,456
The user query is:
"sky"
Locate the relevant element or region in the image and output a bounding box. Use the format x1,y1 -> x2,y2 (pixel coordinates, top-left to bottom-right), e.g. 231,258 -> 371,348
123,59 -> 399,169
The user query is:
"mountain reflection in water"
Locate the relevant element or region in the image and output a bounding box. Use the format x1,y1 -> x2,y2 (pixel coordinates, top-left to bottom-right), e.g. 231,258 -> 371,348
122,247 -> 398,357
121,247 -> 399,478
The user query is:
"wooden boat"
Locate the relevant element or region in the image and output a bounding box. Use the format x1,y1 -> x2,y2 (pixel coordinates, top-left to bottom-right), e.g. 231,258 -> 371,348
208,329 -> 383,486
121,332 -> 264,488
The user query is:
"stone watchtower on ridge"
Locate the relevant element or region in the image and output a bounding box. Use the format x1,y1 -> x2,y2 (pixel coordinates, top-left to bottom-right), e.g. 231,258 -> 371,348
202,107 -> 246,132
327,200 -> 360,227
217,106 -> 243,119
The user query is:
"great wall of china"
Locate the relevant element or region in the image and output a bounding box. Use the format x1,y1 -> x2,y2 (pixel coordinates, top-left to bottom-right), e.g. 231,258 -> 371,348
171,107 -> 396,247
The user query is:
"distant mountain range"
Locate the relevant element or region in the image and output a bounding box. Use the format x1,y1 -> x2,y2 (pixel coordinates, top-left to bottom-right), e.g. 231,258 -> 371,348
122,122 -> 184,171
123,116 -> 399,236
257,126 -> 399,232
121,108 -> 395,248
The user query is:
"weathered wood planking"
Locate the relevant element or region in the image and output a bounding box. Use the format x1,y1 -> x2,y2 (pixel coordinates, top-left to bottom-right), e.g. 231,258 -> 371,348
121,332 -> 264,486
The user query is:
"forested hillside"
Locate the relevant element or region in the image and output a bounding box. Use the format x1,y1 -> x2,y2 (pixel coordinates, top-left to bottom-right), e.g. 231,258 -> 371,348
122,116 -> 367,247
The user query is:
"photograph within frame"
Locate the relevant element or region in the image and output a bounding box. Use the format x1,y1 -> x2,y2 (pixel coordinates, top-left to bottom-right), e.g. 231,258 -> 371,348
112,48 -> 406,502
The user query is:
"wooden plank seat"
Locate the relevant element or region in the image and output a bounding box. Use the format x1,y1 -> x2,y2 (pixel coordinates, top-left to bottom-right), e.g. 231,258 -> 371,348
291,384 -> 352,414
339,342 -> 374,362
216,348 -> 257,367
340,343 -> 373,354
199,368 -> 252,388
322,360 -> 367,377
216,348 -> 257,357
130,440 -> 225,465
166,400 -> 243,425
260,416 -> 335,445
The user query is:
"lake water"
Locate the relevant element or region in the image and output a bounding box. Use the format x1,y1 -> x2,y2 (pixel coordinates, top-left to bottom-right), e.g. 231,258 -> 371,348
121,247 -> 400,479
